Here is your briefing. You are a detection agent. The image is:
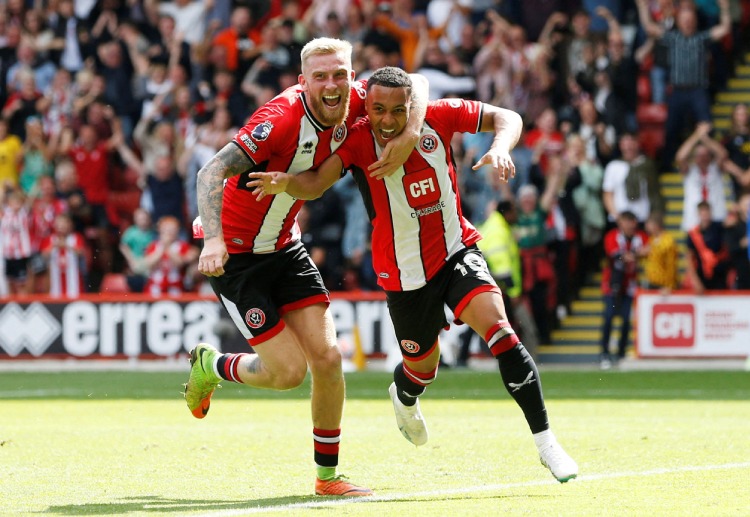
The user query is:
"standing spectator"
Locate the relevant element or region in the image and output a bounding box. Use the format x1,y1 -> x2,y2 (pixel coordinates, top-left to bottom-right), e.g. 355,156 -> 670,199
146,0 -> 214,47
723,196 -> 750,289
575,98 -> 615,165
40,213 -> 86,298
19,116 -> 54,195
0,119 -> 23,189
676,122 -> 729,232
0,189 -> 33,295
2,69 -> 44,140
643,211 -> 679,293
602,133 -> 663,228
5,40 -> 57,94
685,201 -> 730,293
48,0 -> 89,73
637,0 -> 731,169
119,207 -> 156,293
29,175 -> 67,293
211,6 -> 260,75
721,103 -> 750,198
53,159 -> 90,235
426,0 -> 471,51
600,211 -> 648,369
143,215 -> 198,296
524,108 -> 564,177
598,7 -> 638,135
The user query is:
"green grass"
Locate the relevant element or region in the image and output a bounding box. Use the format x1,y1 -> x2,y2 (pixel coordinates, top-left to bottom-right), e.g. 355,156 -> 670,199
2,369 -> 750,516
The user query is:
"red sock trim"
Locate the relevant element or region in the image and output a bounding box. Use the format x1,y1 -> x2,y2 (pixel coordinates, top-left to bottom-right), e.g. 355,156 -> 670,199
313,427 -> 341,438
486,320 -> 520,356
223,354 -> 245,383
313,428 -> 341,457
403,362 -> 438,386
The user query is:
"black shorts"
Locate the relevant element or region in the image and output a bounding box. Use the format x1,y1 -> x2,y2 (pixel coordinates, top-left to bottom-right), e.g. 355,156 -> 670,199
385,246 -> 500,359
208,241 -> 330,345
4,257 -> 30,282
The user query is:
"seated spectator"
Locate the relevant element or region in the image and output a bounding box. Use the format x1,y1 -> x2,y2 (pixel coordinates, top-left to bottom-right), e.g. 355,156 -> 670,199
676,122 -> 728,232
119,207 -> 157,293
600,210 -> 649,369
643,211 -> 679,293
40,213 -> 86,298
685,201 -> 730,293
143,215 -> 198,296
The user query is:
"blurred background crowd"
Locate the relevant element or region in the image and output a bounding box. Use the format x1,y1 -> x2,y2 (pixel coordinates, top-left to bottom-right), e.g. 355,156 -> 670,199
2,0 -> 750,347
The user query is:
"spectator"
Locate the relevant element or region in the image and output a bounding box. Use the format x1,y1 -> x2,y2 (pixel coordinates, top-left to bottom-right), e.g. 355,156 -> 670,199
575,98 -> 615,165
211,6 -> 260,74
47,0 -> 89,74
143,215 -> 198,296
721,103 -> 750,198
146,0 -> 214,47
29,175 -> 67,293
676,122 -> 729,231
524,108 -> 564,177
643,211 -> 679,293
40,212 -> 86,297
0,188 -> 33,295
601,13 -> 638,135
6,40 -> 57,94
637,0 -> 731,169
2,69 -> 44,139
0,119 -> 23,188
600,210 -> 648,369
19,116 -> 54,195
723,195 -> 750,289
119,207 -> 157,292
513,166 -> 565,344
426,0 -> 471,51
53,159 -> 90,235
602,132 -> 663,228
685,201 -> 730,293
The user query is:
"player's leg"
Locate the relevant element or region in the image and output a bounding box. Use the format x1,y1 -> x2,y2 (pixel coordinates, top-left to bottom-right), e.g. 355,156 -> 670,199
385,282 -> 447,446
276,245 -> 371,497
449,247 -> 578,482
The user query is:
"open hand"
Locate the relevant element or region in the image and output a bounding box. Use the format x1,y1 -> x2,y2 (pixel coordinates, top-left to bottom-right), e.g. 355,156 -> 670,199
246,171 -> 290,201
472,149 -> 516,183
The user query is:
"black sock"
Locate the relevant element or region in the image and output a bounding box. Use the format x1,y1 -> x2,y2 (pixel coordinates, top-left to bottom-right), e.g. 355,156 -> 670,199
497,344 -> 549,434
393,362 -> 426,407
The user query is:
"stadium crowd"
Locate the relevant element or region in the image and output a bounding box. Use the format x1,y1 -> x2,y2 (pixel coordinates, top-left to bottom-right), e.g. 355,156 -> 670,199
2,0 -> 750,345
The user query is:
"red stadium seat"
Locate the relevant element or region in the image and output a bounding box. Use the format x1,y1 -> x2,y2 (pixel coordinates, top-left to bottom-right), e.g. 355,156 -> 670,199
100,273 -> 130,293
637,103 -> 667,125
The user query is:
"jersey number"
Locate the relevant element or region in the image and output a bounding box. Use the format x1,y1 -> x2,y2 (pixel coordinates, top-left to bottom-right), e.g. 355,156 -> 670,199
454,252 -> 494,284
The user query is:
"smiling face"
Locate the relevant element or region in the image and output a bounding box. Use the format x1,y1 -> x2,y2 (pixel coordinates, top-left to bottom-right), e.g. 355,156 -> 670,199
366,84 -> 411,148
299,50 -> 353,127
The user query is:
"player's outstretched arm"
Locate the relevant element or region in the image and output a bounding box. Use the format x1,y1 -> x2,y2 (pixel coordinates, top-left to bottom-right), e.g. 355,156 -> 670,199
368,73 -> 429,179
472,104 -> 523,183
196,143 -> 251,276
246,154 -> 345,201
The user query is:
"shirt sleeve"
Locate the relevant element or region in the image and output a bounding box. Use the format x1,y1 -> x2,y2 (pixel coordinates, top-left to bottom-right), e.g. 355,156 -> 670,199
334,119 -> 370,169
426,99 -> 483,136
232,96 -> 293,164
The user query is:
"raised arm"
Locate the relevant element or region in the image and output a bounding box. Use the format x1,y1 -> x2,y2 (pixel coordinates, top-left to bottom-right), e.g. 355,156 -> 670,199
367,73 -> 429,179
635,0 -> 664,39
246,154 -> 345,201
676,122 -> 711,172
710,0 -> 731,41
471,104 -> 523,182
196,143 -> 252,276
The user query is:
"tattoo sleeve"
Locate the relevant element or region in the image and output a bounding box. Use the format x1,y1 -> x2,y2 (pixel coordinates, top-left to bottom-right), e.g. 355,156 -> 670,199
196,143 -> 251,240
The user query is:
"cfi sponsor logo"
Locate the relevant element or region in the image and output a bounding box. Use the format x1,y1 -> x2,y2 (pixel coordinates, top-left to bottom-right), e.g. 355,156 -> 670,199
251,121 -> 274,141
245,308 -> 266,329
419,134 -> 438,153
400,339 -> 420,354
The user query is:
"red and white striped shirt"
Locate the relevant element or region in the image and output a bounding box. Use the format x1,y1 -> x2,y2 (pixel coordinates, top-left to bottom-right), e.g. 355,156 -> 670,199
144,240 -> 193,296
335,99 -> 484,291
224,81 -> 367,254
41,233 -> 85,297
30,198 -> 68,252
1,206 -> 33,259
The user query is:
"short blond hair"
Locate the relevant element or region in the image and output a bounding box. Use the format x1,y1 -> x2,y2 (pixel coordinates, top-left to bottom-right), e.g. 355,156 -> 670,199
300,37 -> 352,74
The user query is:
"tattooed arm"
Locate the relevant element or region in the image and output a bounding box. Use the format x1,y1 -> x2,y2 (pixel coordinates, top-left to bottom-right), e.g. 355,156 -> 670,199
196,143 -> 251,276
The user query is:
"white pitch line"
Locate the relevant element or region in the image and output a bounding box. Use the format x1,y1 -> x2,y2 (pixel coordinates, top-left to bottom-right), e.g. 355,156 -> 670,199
190,462 -> 750,516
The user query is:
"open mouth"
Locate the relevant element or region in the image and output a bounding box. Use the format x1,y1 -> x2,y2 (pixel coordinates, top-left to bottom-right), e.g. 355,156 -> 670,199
379,128 -> 396,141
322,94 -> 341,108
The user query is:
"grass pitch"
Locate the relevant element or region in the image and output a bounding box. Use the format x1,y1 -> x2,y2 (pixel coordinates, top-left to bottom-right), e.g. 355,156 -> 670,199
2,368 -> 749,516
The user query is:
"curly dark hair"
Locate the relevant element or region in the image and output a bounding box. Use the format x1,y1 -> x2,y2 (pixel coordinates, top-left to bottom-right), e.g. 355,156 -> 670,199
366,66 -> 412,92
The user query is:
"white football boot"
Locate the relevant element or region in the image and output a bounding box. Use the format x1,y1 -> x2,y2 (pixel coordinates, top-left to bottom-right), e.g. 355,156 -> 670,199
388,382 -> 428,446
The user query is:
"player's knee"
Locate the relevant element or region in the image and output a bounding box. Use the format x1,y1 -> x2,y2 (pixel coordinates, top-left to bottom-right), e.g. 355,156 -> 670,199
270,357 -> 308,389
308,345 -> 343,379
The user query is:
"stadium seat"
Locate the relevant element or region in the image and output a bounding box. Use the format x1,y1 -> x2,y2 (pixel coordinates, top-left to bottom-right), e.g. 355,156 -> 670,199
637,74 -> 652,104
100,273 -> 130,293
637,103 -> 667,125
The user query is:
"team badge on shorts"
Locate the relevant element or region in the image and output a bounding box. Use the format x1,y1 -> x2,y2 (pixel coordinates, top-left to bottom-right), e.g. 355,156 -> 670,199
245,308 -> 266,329
419,135 -> 437,153
400,339 -> 420,354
